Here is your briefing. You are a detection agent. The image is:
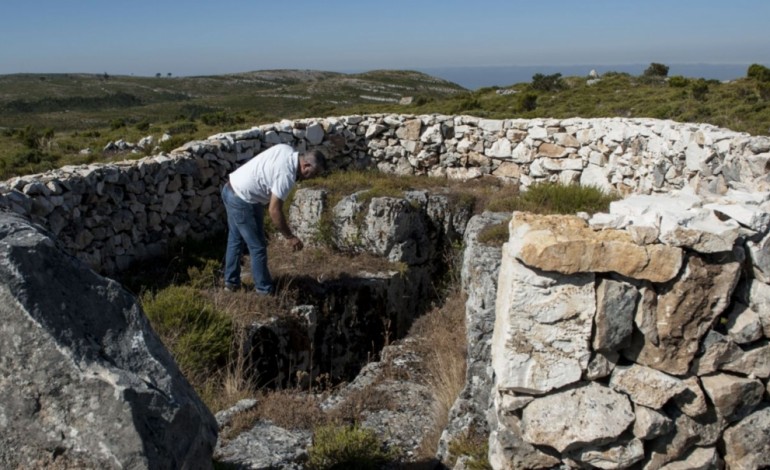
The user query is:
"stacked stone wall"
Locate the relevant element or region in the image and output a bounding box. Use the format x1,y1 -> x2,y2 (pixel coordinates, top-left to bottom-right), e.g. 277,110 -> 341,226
1,114 -> 769,274
490,194 -> 770,469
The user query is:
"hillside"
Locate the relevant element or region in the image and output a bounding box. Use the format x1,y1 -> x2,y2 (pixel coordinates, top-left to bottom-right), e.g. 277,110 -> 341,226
0,65 -> 769,179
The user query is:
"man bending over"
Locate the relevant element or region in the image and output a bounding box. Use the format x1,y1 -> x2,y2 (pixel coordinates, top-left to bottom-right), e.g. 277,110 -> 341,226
221,144 -> 326,294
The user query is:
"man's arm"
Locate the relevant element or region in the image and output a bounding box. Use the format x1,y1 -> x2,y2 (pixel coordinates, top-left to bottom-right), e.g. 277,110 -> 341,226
268,194 -> 303,251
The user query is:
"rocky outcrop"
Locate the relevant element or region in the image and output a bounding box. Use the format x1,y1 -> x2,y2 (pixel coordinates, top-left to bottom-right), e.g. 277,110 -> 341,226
0,211 -> 217,469
438,212 -> 510,460
489,188 -> 770,469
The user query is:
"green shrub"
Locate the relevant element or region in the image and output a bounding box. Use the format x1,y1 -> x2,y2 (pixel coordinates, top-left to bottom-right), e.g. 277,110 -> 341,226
521,182 -> 617,214
307,424 -> 395,470
159,135 -> 188,153
487,182 -> 617,215
747,63 -> 770,82
668,75 -> 689,88
644,62 -> 669,77
691,79 -> 710,101
134,119 -> 151,131
110,118 -> 126,130
531,73 -> 564,92
517,92 -> 538,111
141,286 -> 233,376
167,121 -> 198,135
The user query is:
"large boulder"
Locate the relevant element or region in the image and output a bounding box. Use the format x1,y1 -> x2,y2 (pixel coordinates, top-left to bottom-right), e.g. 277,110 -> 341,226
0,211 -> 217,469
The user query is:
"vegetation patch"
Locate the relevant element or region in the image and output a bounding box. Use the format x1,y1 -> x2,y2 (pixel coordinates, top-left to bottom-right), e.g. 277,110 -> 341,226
141,285 -> 233,377
307,424 -> 396,470
487,182 -> 618,215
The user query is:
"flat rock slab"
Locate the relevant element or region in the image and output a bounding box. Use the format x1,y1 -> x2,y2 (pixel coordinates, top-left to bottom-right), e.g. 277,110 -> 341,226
508,212 -> 683,283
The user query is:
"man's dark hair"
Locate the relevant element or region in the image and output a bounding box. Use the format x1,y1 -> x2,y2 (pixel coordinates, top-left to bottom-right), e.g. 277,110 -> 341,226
303,149 -> 327,172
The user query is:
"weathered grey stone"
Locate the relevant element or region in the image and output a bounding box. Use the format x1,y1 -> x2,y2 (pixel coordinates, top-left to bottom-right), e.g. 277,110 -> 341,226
689,330 -> 743,375
585,351 -> 618,380
0,211 -> 216,469
609,364 -> 686,409
594,278 -> 638,352
744,279 -> 770,338
722,406 -> 770,470
720,341 -> 770,378
492,243 -> 595,394
701,373 -> 764,421
488,420 -> 561,470
627,251 -> 741,375
633,405 -> 673,440
658,447 -> 719,470
672,377 -> 708,417
566,438 -> 644,469
214,421 -> 311,470
725,302 -> 764,344
520,382 -> 634,453
658,208 -> 741,253
288,188 -> 327,245
645,408 -> 725,470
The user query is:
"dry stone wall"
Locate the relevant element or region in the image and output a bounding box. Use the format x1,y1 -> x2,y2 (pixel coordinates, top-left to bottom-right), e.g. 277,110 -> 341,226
490,191 -> 770,469
1,114 -> 770,274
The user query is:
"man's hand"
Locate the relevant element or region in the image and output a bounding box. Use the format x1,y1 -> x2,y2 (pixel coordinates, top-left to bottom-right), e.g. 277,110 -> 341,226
288,236 -> 304,252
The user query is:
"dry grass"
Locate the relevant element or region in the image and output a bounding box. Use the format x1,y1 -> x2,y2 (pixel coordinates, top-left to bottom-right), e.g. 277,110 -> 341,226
405,287 -> 468,458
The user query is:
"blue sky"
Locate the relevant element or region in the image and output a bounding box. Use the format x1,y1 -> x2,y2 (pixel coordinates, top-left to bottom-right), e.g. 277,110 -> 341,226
1,0 -> 768,77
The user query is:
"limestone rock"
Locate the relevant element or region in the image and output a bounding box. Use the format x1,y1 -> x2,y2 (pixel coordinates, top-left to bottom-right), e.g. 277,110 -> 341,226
720,341 -> 770,378
488,420 -> 561,470
700,373 -> 764,421
609,364 -> 686,409
288,188 -> 327,245
0,211 -> 217,469
672,377 -> 708,417
626,251 -> 741,375
492,243 -> 595,395
722,406 -> 770,470
689,330 -> 743,375
725,302 -> 764,344
594,278 -> 638,352
645,408 -> 725,469
508,212 -> 683,283
659,208 -> 742,253
585,351 -> 619,380
633,405 -> 673,440
566,438 -> 644,469
214,421 -> 311,470
520,382 -> 634,453
658,447 -> 719,470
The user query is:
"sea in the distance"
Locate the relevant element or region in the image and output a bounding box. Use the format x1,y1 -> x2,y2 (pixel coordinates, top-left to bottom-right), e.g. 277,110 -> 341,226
414,63 -> 753,90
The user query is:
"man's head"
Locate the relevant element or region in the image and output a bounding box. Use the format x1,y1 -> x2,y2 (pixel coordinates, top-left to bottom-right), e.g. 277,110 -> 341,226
298,150 -> 326,180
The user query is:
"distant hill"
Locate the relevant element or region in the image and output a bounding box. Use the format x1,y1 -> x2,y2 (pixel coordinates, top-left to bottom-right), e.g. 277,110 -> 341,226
0,66 -> 768,179
0,69 -> 466,131
417,63 -> 757,90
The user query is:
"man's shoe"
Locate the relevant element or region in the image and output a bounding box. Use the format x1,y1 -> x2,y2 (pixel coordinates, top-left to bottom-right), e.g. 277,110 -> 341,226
224,284 -> 240,292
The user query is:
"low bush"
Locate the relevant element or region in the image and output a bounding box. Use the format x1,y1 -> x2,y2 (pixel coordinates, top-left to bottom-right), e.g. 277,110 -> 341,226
141,285 -> 233,376
488,182 -> 617,215
307,424 -> 395,470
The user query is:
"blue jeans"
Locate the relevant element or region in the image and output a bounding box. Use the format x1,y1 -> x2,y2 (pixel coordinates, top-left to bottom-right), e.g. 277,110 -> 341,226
221,184 -> 273,294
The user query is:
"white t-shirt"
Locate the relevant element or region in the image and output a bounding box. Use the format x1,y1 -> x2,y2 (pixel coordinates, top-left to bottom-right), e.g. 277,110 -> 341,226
229,144 -> 298,204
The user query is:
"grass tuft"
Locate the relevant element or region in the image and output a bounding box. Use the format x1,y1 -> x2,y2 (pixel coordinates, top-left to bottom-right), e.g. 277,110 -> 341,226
307,424 -> 396,470
141,285 -> 233,377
